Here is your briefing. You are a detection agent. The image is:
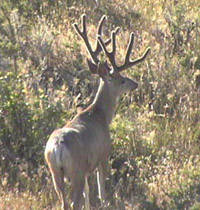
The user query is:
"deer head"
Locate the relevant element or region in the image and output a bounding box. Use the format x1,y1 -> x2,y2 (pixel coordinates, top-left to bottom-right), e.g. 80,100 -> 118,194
73,14 -> 150,101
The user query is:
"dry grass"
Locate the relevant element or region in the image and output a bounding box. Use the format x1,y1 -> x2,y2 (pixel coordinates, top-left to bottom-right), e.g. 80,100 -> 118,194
0,0 -> 200,209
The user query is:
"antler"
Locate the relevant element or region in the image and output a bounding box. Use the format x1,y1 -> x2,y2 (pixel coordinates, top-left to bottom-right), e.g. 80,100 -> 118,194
98,30 -> 151,73
73,14 -> 117,64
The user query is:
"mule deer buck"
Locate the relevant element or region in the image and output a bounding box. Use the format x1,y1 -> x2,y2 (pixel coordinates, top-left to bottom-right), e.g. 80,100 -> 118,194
45,14 -> 150,210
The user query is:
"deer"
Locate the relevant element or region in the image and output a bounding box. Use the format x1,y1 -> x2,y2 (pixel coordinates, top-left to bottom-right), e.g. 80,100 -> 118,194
44,14 -> 150,210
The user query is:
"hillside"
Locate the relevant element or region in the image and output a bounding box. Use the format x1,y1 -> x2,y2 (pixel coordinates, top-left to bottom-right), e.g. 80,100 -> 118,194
0,0 -> 200,209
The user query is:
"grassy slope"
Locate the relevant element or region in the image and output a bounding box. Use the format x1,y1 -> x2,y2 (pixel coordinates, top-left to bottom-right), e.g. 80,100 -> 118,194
0,0 -> 200,209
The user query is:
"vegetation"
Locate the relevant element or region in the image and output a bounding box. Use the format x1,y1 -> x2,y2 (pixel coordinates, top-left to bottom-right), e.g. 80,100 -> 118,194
0,0 -> 200,209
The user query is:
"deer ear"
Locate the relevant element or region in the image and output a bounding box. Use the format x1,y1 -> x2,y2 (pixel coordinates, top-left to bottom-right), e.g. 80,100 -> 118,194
97,61 -> 110,78
87,59 -> 98,74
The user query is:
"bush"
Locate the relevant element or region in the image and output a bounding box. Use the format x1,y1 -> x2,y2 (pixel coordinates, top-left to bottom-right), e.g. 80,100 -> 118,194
0,0 -> 200,209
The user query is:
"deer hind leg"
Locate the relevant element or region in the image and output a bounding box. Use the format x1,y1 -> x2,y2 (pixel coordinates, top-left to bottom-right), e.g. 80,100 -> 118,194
97,162 -> 108,206
50,167 -> 68,210
71,174 -> 85,210
84,176 -> 90,210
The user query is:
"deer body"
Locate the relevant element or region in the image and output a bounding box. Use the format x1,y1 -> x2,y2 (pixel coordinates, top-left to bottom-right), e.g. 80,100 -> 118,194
45,15 -> 150,210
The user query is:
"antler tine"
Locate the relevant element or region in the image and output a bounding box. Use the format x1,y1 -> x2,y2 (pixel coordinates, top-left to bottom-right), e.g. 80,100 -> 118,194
94,16 -> 120,56
125,32 -> 135,64
111,30 -> 116,56
97,15 -> 107,36
82,14 -> 86,34
94,15 -> 107,55
98,28 -> 150,73
73,14 -> 86,39
73,14 -> 114,64
118,49 -> 151,72
98,27 -> 120,70
117,33 -> 151,72
73,14 -> 99,64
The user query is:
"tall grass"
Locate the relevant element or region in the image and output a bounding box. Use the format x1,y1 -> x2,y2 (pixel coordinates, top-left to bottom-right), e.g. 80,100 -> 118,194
0,0 -> 200,209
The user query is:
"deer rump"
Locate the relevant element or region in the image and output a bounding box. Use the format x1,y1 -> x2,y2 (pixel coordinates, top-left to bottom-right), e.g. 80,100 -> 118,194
45,118 -> 111,180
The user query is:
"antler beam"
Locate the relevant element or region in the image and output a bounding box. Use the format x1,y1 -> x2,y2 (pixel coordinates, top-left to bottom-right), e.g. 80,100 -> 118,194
98,30 -> 151,73
73,14 -> 117,64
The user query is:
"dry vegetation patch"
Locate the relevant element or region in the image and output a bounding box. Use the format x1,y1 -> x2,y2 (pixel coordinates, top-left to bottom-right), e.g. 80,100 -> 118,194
0,0 -> 200,209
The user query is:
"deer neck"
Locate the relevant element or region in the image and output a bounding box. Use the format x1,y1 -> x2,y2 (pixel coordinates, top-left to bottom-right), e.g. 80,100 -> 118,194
91,78 -> 118,125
